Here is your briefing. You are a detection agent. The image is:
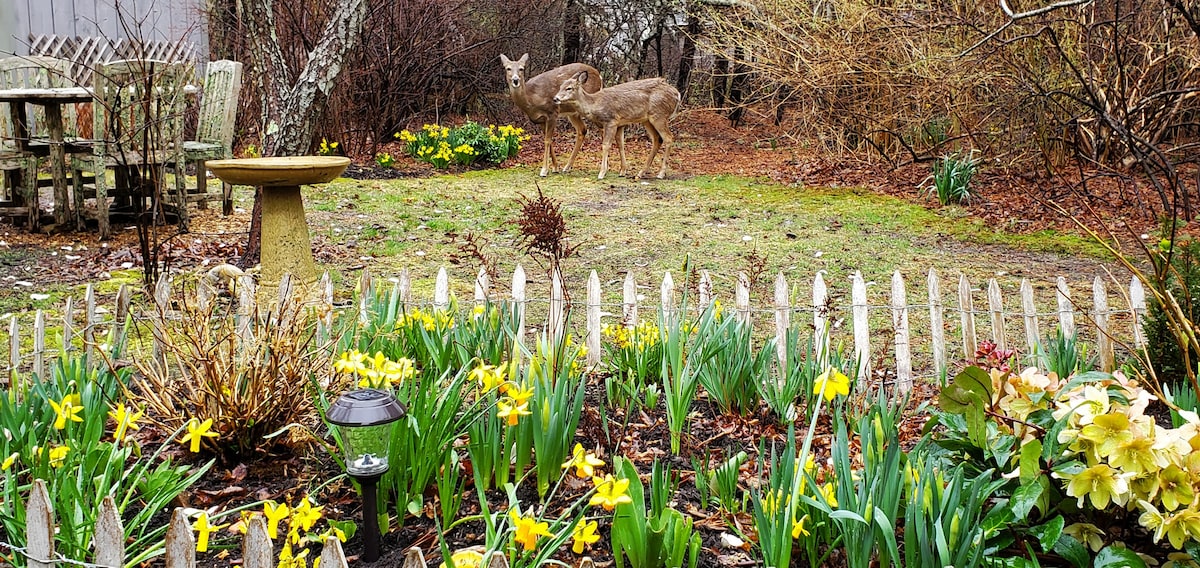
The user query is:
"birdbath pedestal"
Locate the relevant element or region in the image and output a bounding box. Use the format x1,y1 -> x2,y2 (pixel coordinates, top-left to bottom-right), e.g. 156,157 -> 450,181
205,156 -> 350,294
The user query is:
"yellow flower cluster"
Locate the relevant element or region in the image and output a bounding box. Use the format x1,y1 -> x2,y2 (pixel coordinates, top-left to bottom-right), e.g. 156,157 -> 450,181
602,320 -> 661,352
333,349 -> 419,388
473,361 -> 533,426
397,307 -> 456,332
223,497 -> 341,562
995,366 -> 1200,549
317,138 -> 339,156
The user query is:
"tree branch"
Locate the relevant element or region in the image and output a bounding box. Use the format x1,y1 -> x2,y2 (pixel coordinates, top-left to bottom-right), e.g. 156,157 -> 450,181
1000,0 -> 1095,20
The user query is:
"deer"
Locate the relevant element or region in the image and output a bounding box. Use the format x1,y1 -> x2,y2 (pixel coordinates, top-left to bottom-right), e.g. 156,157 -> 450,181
500,53 -> 602,177
552,72 -> 681,180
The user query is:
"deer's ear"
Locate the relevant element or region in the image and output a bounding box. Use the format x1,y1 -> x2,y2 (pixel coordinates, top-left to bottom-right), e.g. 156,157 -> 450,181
518,53 -> 529,65
500,54 -> 510,64
577,71 -> 589,84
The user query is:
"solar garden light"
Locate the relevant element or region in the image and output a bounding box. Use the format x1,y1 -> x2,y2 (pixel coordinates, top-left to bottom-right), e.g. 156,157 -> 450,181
326,388 -> 406,562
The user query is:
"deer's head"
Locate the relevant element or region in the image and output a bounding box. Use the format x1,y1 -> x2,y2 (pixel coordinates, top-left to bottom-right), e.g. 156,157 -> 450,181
499,53 -> 529,90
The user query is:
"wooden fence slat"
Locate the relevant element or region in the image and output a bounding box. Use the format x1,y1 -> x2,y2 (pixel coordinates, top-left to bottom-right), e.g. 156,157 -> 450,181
774,273 -> 789,367
1130,276 -> 1147,348
512,265 -> 527,357
61,296 -> 74,354
958,274 -> 977,359
163,509 -> 196,568
33,310 -> 45,380
27,480 -> 54,568
852,272 -> 870,384
358,269 -> 373,324
475,267 -> 490,304
152,274 -> 170,364
434,267 -> 450,311
1057,276 -> 1075,338
549,269 -> 565,344
1094,276 -> 1114,371
814,271 -> 829,360
1021,278 -> 1040,355
586,271 -> 601,367
988,278 -> 1007,351
397,269 -> 412,306
236,275 -> 256,348
892,271 -> 912,393
736,272 -> 751,325
84,284 -> 97,362
319,536 -> 350,568
699,269 -> 713,309
403,548 -> 427,568
661,271 -> 676,328
316,272 -> 334,356
114,284 -> 131,348
623,272 -> 638,327
243,514 -> 273,568
276,274 -> 296,330
94,496 -> 124,568
10,315 -> 20,391
927,268 -> 946,379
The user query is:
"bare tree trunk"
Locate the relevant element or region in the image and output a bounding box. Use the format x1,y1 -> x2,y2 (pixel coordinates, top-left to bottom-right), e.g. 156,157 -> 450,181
238,0 -> 370,266
676,14 -> 699,96
562,0 -> 583,65
205,0 -> 240,60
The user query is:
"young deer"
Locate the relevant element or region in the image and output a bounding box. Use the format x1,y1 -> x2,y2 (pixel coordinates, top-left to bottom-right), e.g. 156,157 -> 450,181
500,54 -> 602,177
553,72 -> 680,180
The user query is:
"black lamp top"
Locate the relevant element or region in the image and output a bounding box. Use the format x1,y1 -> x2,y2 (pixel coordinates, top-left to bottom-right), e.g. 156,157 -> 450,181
326,388 -> 407,427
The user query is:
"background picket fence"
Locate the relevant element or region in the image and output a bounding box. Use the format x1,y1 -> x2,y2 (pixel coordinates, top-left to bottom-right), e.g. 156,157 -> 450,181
0,264 -> 1146,396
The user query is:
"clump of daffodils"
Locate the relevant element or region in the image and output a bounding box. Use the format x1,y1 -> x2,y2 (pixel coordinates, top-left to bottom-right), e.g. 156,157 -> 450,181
333,349 -> 419,388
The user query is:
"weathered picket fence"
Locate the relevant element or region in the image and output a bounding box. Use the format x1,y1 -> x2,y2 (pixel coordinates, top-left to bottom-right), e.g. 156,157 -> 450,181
0,264 -> 1146,396
15,479 -> 349,568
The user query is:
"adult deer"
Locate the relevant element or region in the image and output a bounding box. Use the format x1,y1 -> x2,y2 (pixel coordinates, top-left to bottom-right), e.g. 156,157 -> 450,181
553,72 -> 680,180
500,53 -> 601,177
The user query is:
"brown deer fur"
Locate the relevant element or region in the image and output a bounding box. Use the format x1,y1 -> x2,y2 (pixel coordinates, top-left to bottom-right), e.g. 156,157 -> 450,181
500,53 -> 601,177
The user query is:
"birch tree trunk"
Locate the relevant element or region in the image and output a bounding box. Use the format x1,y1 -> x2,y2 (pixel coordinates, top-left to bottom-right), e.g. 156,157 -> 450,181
238,0 -> 370,264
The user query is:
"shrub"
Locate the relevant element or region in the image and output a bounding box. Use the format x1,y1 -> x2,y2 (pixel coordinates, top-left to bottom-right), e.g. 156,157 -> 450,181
397,121 -> 527,169
1143,235 -> 1200,388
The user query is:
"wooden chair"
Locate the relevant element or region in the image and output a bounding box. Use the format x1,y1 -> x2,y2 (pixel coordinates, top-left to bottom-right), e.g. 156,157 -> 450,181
75,59 -> 189,238
0,56 -> 78,229
179,60 -> 241,215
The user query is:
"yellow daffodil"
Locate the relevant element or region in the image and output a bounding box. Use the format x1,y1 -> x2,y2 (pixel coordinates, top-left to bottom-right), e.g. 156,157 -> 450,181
2,452 -> 18,471
193,512 -> 228,552
47,445 -> 69,468
562,443 -> 605,478
820,482 -> 838,508
291,498 -> 323,532
471,363 -> 502,391
496,398 -> 530,426
321,525 -> 347,542
179,418 -> 219,453
438,549 -> 483,568
510,509 -> 552,551
571,519 -> 600,554
792,514 -> 810,539
761,488 -> 783,516
589,474 -> 633,511
1063,464 -> 1128,509
508,383 -> 535,405
813,368 -> 850,401
264,501 -> 290,539
333,350 -> 368,375
49,395 -> 84,429
108,403 -> 142,443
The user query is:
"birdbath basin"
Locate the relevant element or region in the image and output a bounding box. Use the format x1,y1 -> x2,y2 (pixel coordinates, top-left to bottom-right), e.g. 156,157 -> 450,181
206,156 -> 350,290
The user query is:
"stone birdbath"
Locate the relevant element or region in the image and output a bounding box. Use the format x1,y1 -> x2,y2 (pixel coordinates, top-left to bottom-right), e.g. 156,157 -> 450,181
205,156 -> 350,292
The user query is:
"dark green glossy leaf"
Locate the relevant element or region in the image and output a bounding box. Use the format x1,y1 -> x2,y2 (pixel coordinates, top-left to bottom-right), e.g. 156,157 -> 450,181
1093,545 -> 1146,568
1028,515 -> 1064,552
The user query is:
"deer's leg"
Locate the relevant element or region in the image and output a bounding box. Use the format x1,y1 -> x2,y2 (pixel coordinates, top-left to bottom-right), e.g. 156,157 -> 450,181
540,118 -> 556,177
599,125 -> 615,180
564,114 -> 587,173
639,122 -> 662,179
650,117 -> 674,179
617,126 -> 628,175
